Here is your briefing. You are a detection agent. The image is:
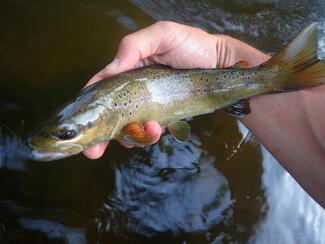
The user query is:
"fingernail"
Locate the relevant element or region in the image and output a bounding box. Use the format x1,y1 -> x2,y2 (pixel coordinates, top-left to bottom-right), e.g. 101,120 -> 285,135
135,61 -> 145,68
105,58 -> 120,71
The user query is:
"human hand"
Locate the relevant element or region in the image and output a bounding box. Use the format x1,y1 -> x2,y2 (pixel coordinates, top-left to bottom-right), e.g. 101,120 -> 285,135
83,21 -> 270,159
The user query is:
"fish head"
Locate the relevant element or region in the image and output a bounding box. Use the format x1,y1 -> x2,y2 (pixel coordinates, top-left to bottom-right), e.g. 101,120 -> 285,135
27,121 -> 83,161
27,102 -> 120,161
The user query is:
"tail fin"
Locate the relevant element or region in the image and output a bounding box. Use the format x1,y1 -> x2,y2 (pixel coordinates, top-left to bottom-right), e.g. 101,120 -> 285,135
264,22 -> 325,90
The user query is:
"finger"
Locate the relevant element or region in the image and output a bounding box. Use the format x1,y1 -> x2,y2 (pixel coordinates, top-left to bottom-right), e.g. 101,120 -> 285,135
83,142 -> 109,159
118,120 -> 163,148
219,34 -> 270,67
85,59 -> 121,87
143,120 -> 163,144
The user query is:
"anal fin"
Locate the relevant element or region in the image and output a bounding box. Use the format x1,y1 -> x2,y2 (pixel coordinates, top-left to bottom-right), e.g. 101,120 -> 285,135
224,99 -> 251,118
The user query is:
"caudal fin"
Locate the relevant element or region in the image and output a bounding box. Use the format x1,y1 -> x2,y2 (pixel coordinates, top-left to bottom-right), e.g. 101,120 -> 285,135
264,22 -> 325,90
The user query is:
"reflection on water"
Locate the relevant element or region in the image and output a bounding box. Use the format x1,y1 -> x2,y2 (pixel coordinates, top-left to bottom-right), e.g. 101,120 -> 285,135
0,201 -> 86,244
96,136 -> 232,238
107,10 -> 138,31
0,124 -> 30,171
19,218 -> 86,244
319,21 -> 325,59
250,146 -> 325,244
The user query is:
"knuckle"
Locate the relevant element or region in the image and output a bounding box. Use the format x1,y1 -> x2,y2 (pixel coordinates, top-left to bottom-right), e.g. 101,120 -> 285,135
154,20 -> 176,29
120,35 -> 134,46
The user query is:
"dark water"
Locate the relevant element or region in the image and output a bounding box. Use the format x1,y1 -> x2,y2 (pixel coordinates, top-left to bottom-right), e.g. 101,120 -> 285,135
0,0 -> 324,243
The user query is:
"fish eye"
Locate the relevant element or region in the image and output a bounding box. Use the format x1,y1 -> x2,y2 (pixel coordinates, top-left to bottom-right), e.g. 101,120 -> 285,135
55,125 -> 78,140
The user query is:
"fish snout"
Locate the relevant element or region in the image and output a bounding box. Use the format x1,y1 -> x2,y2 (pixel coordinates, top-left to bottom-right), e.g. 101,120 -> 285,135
26,130 -> 50,149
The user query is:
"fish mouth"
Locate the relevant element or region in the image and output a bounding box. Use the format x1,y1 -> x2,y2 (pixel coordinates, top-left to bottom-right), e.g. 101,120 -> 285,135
29,149 -> 72,161
28,144 -> 84,162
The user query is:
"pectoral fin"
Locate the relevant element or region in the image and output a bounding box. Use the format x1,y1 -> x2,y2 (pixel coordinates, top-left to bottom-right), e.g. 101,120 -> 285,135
117,122 -> 155,147
167,121 -> 191,142
224,99 -> 250,118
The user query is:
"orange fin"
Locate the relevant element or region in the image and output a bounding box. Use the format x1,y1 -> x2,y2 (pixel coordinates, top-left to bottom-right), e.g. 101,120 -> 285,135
117,122 -> 155,147
231,60 -> 250,68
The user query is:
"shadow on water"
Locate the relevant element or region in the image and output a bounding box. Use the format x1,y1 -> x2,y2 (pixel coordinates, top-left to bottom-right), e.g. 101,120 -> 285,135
95,136 -> 232,240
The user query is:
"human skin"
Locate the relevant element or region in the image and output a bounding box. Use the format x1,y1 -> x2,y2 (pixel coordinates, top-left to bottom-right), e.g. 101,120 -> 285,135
83,21 -> 325,207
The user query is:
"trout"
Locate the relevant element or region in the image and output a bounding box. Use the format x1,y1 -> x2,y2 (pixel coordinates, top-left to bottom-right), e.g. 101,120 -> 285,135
28,23 -> 325,161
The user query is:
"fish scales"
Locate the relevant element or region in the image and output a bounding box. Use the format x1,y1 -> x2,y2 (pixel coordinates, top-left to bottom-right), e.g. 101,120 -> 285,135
97,66 -> 270,130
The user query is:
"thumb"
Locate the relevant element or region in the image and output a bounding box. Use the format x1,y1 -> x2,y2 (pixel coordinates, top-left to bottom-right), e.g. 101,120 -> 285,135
85,58 -> 123,87
85,21 -> 178,87
85,52 -> 147,88
85,32 -> 154,88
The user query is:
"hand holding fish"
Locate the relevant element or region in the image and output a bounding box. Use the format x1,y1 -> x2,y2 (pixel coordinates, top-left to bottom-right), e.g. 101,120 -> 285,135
28,21 -> 325,207
83,21 -> 270,159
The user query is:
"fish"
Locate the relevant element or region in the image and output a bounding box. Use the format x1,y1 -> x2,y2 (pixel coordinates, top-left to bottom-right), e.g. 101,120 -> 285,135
27,22 -> 325,161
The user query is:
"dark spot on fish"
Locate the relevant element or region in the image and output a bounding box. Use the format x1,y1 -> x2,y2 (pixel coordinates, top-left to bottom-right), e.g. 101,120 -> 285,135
135,104 -> 138,108
124,102 -> 127,106
133,91 -> 136,95
129,112 -> 132,116
203,88 -> 207,92
205,78 -> 209,83
236,74 -> 239,78
224,75 -> 227,78
87,121 -> 94,128
114,103 -> 118,107
123,93 -> 126,97
247,76 -> 251,80
197,88 -> 201,92
216,77 -> 219,80
118,94 -> 122,99
129,99 -> 131,103
200,77 -> 203,81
